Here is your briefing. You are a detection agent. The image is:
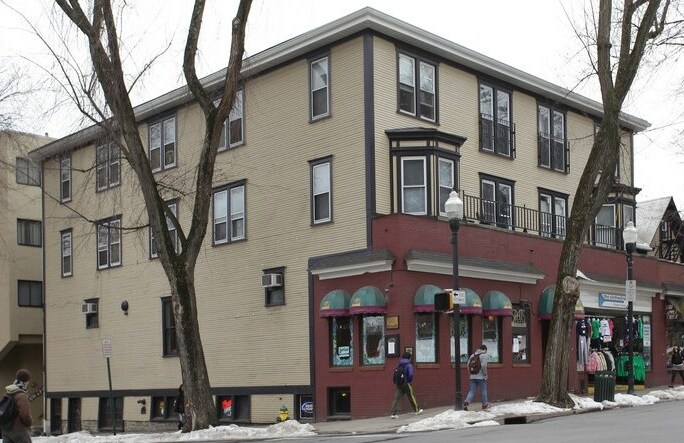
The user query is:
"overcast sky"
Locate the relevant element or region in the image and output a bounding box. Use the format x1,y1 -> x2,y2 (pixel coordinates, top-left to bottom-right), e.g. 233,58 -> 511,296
1,0 -> 682,210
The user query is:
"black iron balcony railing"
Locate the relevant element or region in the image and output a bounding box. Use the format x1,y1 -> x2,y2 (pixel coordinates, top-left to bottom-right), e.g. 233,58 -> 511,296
461,192 -> 619,249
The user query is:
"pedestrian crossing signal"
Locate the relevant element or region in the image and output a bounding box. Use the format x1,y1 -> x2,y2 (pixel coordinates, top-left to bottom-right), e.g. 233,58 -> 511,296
434,291 -> 453,312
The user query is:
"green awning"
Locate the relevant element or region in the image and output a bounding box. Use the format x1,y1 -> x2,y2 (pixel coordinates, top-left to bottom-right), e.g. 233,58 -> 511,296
413,284 -> 443,312
482,290 -> 513,317
319,289 -> 351,318
350,286 -> 387,315
539,285 -> 585,320
459,288 -> 483,315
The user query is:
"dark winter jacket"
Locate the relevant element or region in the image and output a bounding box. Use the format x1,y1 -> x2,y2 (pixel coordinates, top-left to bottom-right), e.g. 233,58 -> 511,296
4,383 -> 31,431
672,348 -> 684,367
397,356 -> 415,384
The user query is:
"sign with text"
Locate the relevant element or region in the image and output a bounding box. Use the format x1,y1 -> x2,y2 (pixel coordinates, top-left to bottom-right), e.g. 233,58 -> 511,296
625,280 -> 636,302
452,290 -> 466,305
102,337 -> 113,358
598,292 -> 626,309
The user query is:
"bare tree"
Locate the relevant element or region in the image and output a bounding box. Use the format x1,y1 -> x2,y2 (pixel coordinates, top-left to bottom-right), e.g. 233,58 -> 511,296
538,0 -> 683,407
53,0 -> 253,429
0,65 -> 34,131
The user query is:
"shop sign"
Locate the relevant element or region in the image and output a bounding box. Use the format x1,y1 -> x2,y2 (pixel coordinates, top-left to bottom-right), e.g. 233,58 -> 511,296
299,396 -> 314,420
598,292 -> 626,308
643,324 -> 651,347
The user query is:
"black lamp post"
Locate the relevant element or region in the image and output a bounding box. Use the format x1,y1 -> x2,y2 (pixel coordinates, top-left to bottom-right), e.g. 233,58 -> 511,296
623,221 -> 638,395
445,190 -> 464,410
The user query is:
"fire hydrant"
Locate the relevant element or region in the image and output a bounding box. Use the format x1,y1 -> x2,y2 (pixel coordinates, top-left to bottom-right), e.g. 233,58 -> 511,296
277,405 -> 289,422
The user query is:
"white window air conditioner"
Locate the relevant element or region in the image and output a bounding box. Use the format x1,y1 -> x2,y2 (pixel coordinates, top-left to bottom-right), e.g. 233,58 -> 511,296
261,273 -> 282,288
81,302 -> 98,314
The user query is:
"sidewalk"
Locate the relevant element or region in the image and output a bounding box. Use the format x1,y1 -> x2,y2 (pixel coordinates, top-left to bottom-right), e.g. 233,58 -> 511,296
312,384 -> 673,435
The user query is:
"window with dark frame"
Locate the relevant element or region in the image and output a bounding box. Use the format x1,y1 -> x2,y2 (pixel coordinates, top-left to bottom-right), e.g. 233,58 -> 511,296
415,312 -> 437,363
217,90 -> 244,151
18,280 -> 42,307
149,116 -> 176,172
216,395 -> 250,422
61,229 -> 72,277
538,104 -> 568,172
150,201 -> 179,259
311,158 -> 332,224
212,182 -> 245,245
16,157 -> 41,186
161,296 -> 178,356
330,316 -> 352,367
539,190 -> 567,238
482,316 -> 502,363
400,156 -> 427,215
263,267 -> 284,307
310,56 -> 330,120
451,315 -> 471,363
96,216 -> 121,269
85,298 -> 99,329
438,157 -> 454,217
511,304 -> 530,364
97,396 -> 123,431
96,144 -> 120,191
360,315 -> 386,366
479,83 -> 513,157
60,156 -> 72,202
398,52 -> 436,122
152,396 -> 180,421
17,219 -> 41,246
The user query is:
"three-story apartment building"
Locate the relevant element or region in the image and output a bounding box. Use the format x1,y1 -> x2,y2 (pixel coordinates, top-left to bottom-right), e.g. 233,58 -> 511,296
31,8 -> 684,429
0,130 -> 52,431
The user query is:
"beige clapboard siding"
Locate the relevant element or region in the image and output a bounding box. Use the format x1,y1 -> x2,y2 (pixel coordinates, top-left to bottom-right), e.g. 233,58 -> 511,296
43,37 -> 368,393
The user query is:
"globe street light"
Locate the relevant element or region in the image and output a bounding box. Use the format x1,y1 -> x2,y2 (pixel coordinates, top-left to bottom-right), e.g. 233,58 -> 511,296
622,221 -> 638,394
445,190 -> 464,410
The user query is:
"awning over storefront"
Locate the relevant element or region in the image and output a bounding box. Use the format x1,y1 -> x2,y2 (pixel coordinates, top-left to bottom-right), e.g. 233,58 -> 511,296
482,290 -> 513,317
319,289 -> 351,317
538,285 -> 585,320
350,286 -> 387,315
413,284 -> 443,312
459,288 -> 483,315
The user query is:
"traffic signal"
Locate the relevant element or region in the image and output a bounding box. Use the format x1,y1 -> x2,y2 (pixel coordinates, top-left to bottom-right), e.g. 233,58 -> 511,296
434,290 -> 453,312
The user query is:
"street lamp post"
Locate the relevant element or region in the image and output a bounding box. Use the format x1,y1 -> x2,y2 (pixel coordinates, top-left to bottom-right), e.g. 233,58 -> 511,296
445,190 -> 464,411
623,221 -> 638,395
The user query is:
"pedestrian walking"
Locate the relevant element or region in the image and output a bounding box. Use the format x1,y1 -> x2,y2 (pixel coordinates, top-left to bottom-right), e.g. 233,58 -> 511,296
669,345 -> 684,387
1,369 -> 32,443
174,383 -> 185,430
464,344 -> 490,411
389,352 -> 423,418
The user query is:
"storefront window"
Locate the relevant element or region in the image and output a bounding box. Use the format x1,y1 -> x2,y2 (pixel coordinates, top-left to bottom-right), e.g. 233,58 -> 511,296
415,313 -> 437,363
512,305 -> 530,363
483,316 -> 501,363
361,315 -> 385,365
331,317 -> 353,366
450,315 -> 470,363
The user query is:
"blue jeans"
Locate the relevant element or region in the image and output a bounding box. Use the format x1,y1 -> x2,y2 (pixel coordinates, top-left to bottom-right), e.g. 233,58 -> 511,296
465,378 -> 488,405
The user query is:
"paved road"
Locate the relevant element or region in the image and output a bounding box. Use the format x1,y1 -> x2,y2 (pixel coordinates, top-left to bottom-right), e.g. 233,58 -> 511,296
254,400 -> 679,442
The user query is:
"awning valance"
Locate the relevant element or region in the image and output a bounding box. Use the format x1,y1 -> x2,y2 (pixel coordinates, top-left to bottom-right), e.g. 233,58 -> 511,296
459,288 -> 483,315
319,289 -> 351,317
539,285 -> 585,320
482,290 -> 513,317
350,286 -> 387,315
413,284 -> 443,312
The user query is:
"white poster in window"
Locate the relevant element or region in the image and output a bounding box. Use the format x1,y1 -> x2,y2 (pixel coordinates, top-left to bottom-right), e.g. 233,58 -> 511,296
512,337 -> 520,353
643,324 -> 651,347
338,346 -> 350,358
388,340 -> 396,355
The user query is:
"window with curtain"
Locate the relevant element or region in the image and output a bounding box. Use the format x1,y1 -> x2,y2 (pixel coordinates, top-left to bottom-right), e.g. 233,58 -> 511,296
416,313 -> 437,363
482,317 -> 501,363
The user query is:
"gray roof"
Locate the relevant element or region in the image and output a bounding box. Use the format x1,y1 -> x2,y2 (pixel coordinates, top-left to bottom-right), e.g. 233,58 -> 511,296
405,249 -> 544,277
30,7 -> 650,162
309,249 -> 394,270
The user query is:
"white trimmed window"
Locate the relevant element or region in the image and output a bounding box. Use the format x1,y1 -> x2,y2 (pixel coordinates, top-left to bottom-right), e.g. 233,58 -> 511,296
310,56 -> 330,120
96,144 -> 120,191
60,156 -> 71,202
97,216 -> 121,269
61,230 -> 72,277
149,116 -> 176,172
401,157 -> 427,215
311,159 -> 331,224
213,183 -> 245,245
438,158 -> 454,217
16,157 -> 40,186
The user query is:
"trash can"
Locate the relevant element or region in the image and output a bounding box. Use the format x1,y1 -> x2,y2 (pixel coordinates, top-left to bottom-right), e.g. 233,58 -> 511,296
593,371 -> 615,402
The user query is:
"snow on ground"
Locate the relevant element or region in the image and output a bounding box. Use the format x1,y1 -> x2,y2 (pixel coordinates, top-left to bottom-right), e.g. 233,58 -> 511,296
29,387 -> 684,441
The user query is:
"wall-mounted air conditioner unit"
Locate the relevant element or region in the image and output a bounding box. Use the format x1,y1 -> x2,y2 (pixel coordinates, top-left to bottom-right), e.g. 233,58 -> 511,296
81,302 -> 98,314
261,273 -> 282,288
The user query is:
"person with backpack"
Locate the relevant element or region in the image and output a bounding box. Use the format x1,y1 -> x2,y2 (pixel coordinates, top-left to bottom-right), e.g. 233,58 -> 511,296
389,352 -> 423,418
669,345 -> 684,388
1,369 -> 32,443
464,344 -> 490,411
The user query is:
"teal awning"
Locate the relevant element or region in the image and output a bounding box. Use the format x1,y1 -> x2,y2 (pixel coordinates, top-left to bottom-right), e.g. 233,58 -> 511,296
539,285 -> 585,320
482,290 -> 513,317
413,284 -> 443,312
459,288 -> 483,315
350,286 -> 387,315
319,289 -> 351,317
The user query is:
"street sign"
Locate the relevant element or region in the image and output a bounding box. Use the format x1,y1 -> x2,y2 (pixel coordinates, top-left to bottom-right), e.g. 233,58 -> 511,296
102,337 -> 113,358
625,280 -> 636,303
452,289 -> 466,305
